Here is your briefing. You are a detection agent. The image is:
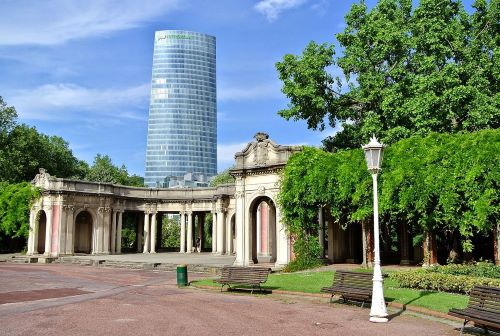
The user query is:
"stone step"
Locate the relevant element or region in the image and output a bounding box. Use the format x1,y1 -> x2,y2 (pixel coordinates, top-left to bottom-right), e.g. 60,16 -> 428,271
7,256 -> 40,264
10,258 -> 29,263
57,257 -> 94,266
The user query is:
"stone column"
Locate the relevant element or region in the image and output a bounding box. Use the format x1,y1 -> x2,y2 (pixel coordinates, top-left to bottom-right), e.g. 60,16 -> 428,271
367,221 -> 374,267
95,207 -> 104,254
150,212 -> 157,253
180,212 -> 186,253
137,213 -> 143,253
318,207 -> 325,258
27,209 -> 36,255
103,208 -> 111,254
44,207 -> 53,256
244,209 -> 250,265
217,209 -> 225,254
361,219 -> 368,267
400,221 -> 410,265
234,191 -> 245,266
211,212 -> 217,253
186,211 -> 193,253
226,215 -> 233,255
198,213 -> 204,252
111,210 -> 117,253
143,212 -> 150,253
65,206 -> 75,255
117,211 -> 123,254
327,219 -> 334,262
256,204 -> 261,254
346,225 -> 355,263
33,208 -> 40,254
275,207 -> 289,267
59,205 -> 67,255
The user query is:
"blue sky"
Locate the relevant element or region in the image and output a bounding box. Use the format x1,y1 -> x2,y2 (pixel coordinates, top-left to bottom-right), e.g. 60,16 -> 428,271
0,0 -> 475,176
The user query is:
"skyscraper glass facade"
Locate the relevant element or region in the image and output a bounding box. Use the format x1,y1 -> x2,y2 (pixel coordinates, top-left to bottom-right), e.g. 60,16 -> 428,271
145,30 -> 217,187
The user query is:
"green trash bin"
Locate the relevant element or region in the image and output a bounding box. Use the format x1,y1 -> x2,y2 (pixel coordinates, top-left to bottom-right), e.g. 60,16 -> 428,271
177,264 -> 188,287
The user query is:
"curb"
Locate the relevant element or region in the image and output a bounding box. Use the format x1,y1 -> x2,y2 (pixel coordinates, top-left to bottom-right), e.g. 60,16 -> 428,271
192,284 -> 462,322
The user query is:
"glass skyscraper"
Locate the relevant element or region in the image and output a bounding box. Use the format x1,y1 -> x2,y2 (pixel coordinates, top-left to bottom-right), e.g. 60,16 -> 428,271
145,30 -> 217,187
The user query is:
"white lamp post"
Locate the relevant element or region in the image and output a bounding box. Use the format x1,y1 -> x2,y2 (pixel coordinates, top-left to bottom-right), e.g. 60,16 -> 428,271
362,136 -> 388,323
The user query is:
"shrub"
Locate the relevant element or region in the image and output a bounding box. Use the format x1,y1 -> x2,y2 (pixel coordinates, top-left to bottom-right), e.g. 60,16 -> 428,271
390,269 -> 500,294
426,261 -> 500,279
283,235 -> 323,272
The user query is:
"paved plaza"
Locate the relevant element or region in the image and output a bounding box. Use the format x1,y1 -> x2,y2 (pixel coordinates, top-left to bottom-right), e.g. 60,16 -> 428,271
0,263 -> 464,336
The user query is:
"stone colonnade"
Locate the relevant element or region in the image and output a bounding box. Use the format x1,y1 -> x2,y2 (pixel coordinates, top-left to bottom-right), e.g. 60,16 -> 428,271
26,133 -> 304,267
317,205 -> 499,266
27,195 -> 236,258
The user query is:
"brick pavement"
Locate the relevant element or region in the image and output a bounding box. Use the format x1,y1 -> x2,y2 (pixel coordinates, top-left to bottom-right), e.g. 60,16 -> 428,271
0,264 -> 463,336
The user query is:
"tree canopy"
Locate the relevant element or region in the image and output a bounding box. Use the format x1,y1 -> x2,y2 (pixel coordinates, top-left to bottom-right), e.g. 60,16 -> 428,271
209,168 -> 235,187
84,154 -> 144,187
276,0 -> 499,151
0,182 -> 40,242
0,98 -> 88,183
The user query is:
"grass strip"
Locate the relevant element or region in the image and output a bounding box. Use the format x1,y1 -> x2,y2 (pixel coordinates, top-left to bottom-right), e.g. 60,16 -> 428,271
192,270 -> 468,313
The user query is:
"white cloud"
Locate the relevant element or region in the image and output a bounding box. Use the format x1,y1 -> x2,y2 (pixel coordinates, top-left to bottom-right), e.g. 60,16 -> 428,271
217,142 -> 248,169
8,83 -> 150,121
218,81 -> 282,101
254,0 -> 308,21
0,0 -> 181,46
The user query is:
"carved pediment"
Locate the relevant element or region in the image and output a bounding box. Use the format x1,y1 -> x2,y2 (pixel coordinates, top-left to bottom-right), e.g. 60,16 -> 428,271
232,132 -> 302,170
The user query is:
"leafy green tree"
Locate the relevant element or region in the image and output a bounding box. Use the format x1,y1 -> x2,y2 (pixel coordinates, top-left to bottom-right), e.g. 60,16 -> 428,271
276,0 -> 499,151
209,168 -> 235,187
0,124 -> 88,182
127,174 -> 145,187
0,96 -> 17,134
161,216 -> 181,248
84,154 -> 144,187
0,96 -> 87,183
0,182 -> 40,239
121,213 -> 138,249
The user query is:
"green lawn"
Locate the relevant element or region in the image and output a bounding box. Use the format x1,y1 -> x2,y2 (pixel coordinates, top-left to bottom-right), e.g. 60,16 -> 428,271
192,270 -> 468,313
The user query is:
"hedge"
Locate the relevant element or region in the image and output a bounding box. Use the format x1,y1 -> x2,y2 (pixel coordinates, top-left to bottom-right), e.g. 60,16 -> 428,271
426,261 -> 500,279
390,269 -> 500,294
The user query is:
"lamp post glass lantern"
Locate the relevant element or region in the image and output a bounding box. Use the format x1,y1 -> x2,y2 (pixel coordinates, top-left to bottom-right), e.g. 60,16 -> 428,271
362,136 -> 388,323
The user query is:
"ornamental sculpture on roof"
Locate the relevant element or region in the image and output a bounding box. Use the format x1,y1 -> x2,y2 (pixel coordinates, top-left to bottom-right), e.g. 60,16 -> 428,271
254,132 -> 269,142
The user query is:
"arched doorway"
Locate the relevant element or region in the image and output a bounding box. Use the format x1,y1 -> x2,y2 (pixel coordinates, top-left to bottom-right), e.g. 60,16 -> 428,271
74,211 -> 93,254
37,210 -> 47,254
249,197 -> 277,264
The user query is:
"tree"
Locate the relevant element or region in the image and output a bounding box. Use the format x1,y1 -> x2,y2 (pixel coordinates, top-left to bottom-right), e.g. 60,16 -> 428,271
276,0 -> 499,151
0,182 -> 40,240
209,168 -> 235,187
0,96 -> 17,134
161,216 -> 180,248
84,154 -> 144,187
0,96 -> 88,183
0,124 -> 88,183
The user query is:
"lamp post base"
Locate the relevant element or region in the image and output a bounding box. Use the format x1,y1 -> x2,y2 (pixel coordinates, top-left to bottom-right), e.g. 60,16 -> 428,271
369,316 -> 388,323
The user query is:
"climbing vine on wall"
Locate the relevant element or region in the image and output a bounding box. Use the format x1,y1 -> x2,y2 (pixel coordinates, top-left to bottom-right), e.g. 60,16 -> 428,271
278,129 -> 500,268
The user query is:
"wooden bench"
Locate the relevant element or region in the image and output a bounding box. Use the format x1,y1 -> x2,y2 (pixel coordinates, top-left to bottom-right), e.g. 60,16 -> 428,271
216,266 -> 271,294
320,270 -> 373,307
448,285 -> 500,335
